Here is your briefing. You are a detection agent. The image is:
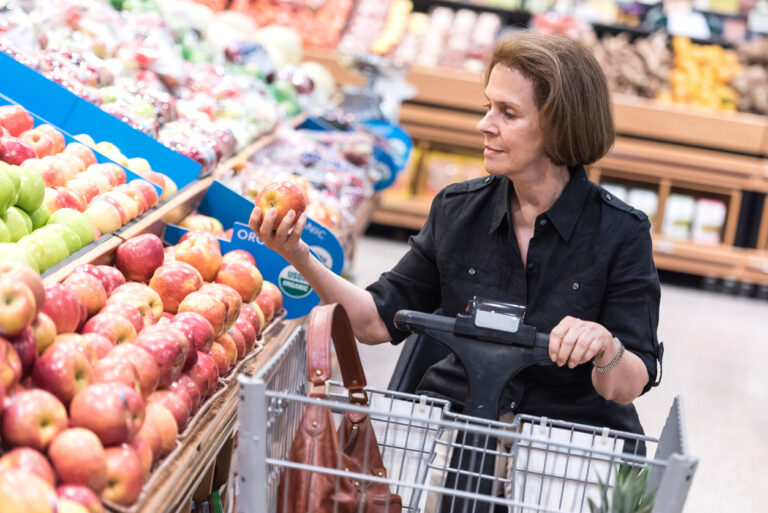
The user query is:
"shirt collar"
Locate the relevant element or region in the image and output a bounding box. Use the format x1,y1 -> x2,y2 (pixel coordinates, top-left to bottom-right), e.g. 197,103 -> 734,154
488,166 -> 589,242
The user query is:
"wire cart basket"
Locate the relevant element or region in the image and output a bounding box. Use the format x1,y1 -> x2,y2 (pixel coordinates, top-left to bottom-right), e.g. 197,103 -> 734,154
237,323 -> 697,513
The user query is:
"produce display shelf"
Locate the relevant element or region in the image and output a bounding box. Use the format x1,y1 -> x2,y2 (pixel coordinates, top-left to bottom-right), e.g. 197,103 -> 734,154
124,318 -> 302,513
302,49 -> 768,156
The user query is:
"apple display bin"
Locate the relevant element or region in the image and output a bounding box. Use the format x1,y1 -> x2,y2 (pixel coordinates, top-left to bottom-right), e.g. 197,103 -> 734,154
99,316 -> 303,513
162,180 -> 346,320
0,50 -> 202,189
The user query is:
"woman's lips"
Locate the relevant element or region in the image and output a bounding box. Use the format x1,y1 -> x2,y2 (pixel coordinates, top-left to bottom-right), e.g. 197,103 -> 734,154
484,146 -> 503,156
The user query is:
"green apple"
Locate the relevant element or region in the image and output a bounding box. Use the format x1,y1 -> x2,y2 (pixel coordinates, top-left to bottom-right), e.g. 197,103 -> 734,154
47,208 -> 95,247
131,100 -> 157,119
15,166 -> 45,212
95,141 -> 121,155
18,231 -> 68,272
2,206 -> 30,242
0,218 -> 9,242
43,224 -> 81,254
0,172 -> 14,215
0,243 -> 38,272
0,162 -> 20,204
28,206 -> 50,229
19,208 -> 31,232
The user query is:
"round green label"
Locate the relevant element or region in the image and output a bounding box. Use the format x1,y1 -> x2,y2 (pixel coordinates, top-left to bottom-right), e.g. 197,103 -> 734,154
278,265 -> 312,299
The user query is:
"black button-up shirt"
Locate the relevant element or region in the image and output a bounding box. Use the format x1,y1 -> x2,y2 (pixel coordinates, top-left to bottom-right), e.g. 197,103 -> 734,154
367,167 -> 662,435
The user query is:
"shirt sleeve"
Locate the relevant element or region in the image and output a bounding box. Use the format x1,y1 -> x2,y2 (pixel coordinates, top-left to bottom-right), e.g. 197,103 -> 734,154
598,218 -> 661,394
365,192 -> 443,344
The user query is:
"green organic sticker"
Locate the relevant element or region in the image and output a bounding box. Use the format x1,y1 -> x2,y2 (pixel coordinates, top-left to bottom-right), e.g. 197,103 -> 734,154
278,265 -> 312,299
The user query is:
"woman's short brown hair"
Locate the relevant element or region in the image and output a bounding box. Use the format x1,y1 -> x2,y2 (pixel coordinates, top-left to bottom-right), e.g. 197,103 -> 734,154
485,31 -> 614,167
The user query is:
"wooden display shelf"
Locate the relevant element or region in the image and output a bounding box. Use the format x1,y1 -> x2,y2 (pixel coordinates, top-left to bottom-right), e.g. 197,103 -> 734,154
303,49 -> 768,156
131,318 -> 302,513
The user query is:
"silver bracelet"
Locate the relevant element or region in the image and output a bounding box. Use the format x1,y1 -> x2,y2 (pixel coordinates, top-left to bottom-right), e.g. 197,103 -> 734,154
593,337 -> 624,373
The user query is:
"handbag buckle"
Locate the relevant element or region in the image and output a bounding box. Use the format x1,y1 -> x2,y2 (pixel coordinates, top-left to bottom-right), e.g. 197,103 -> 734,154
349,390 -> 368,405
310,381 -> 330,396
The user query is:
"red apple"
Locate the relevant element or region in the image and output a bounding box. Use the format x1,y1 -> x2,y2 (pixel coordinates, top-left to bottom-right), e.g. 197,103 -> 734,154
84,197 -> 123,233
63,272 -> 107,318
65,178 -> 100,204
149,261 -> 203,313
227,328 -> 246,360
36,124 -> 65,154
0,137 -> 36,165
208,342 -> 230,376
174,234 -> 222,281
177,291 -> 227,338
53,334 -> 98,365
186,352 -> 219,400
238,303 -> 263,338
201,283 -> 241,330
0,262 -> 45,313
8,327 -> 36,377
56,485 -> 105,513
32,341 -> 93,406
98,303 -> 143,334
103,191 -> 138,221
157,174 -> 177,200
0,278 -> 36,338
0,447 -> 56,486
101,444 -> 144,506
136,420 -> 162,466
215,332 -> 238,367
82,313 -> 137,345
48,153 -> 86,182
2,389 -> 67,450
78,170 -> 110,194
234,317 -> 257,353
255,181 -> 307,226
0,338 -> 22,390
102,344 -> 158,399
24,157 -> 65,188
163,246 -> 175,263
81,333 -> 114,359
0,105 -> 34,136
109,283 -> 163,324
54,186 -> 87,212
171,312 -> 215,354
159,312 -> 174,323
64,142 -> 96,169
70,383 -> 145,446
133,324 -> 188,388
48,428 -> 107,493
261,281 -> 283,315
215,260 -> 263,303
0,469 -> 58,513
95,265 -> 125,295
115,235 -> 165,281
178,230 -> 221,250
144,402 -> 178,457
19,128 -> 54,158
91,357 -> 141,395
148,390 -> 189,432
170,374 -> 201,414
130,433 -> 153,479
128,179 -> 159,208
31,312 -> 57,355
112,185 -> 148,215
88,163 -> 125,188
254,292 -> 275,323
222,249 -> 256,267
41,283 -> 86,334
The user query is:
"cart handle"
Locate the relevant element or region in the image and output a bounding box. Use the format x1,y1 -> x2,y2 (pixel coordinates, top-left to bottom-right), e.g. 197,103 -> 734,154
393,310 -> 550,350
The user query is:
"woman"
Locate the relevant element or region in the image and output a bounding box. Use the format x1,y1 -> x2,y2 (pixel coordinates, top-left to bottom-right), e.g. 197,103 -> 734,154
249,32 -> 662,437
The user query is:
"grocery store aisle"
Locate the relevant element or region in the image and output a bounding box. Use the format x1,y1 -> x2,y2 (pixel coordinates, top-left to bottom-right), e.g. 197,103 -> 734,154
351,233 -> 768,513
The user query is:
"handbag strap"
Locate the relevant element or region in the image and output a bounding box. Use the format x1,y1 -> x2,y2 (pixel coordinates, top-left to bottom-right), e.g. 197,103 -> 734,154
306,304 -> 368,404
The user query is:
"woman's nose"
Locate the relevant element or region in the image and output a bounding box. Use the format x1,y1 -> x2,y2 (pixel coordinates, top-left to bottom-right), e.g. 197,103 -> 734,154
477,112 -> 495,135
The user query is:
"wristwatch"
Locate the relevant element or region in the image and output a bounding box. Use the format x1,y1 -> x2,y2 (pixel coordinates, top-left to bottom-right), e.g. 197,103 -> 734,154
593,337 -> 624,373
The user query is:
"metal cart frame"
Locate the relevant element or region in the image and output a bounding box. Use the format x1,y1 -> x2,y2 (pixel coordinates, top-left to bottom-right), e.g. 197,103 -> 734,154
236,324 -> 697,513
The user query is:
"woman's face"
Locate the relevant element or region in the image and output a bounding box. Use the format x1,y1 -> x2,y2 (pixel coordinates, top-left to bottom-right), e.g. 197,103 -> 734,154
477,65 -> 548,178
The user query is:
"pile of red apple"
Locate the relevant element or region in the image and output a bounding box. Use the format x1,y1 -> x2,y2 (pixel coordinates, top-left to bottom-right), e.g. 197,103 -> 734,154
0,233 -> 281,511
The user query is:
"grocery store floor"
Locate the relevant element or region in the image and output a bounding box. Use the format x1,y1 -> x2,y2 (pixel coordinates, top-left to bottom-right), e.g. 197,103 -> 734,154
350,232 -> 768,513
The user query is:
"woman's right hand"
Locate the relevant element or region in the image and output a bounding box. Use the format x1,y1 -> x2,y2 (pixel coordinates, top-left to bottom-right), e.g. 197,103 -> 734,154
249,206 -> 309,265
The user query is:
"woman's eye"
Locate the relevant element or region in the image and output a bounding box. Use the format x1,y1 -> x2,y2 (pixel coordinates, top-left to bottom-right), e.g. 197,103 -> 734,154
503,111 -> 516,120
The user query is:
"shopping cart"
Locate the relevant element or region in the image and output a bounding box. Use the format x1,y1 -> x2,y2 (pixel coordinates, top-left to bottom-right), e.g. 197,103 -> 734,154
236,299 -> 697,513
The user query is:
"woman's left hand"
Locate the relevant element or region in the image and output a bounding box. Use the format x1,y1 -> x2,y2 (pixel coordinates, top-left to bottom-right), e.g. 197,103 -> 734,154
548,316 -> 613,369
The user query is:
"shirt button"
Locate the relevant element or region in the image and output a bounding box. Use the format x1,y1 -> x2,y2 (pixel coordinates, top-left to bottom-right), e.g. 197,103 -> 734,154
572,282 -> 580,290
527,263 -> 534,270
468,267 -> 476,276
539,219 -> 547,226
485,176 -> 491,183
606,193 -> 612,201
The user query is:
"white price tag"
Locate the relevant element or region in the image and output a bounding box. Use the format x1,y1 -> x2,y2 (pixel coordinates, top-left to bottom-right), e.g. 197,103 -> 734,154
667,12 -> 712,39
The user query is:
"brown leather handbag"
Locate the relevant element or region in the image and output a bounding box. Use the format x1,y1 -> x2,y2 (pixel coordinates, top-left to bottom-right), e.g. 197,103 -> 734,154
277,304 -> 402,513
